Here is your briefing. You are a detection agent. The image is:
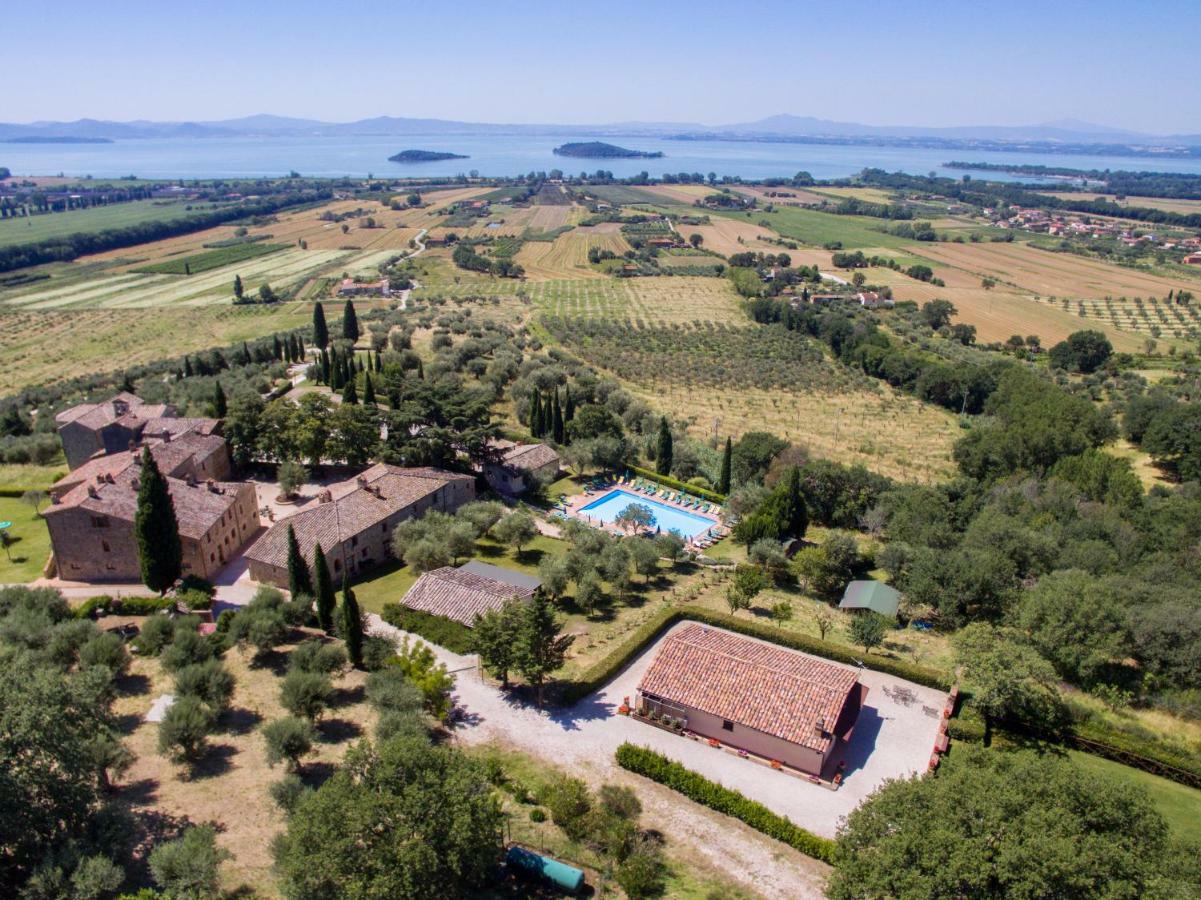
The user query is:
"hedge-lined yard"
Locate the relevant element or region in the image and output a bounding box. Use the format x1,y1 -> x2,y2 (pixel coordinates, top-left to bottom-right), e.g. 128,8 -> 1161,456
615,743 -> 837,863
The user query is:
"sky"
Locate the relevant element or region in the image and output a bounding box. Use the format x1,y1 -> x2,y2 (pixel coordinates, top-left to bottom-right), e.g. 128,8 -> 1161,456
4,0 -> 1200,133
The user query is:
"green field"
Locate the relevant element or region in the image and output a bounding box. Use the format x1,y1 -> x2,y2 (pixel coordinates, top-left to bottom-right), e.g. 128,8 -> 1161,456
0,494 -> 52,581
1069,750 -> 1201,843
131,241 -> 288,275
709,204 -> 920,251
0,200 -> 208,248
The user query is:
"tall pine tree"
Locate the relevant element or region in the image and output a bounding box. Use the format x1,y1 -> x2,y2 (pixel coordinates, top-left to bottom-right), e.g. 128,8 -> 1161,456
656,417 -> 673,477
551,390 -> 564,444
719,436 -> 732,495
340,574 -> 364,669
530,390 -> 544,438
312,302 -> 329,349
564,385 -> 575,422
362,372 -> 376,406
342,300 -> 360,343
514,593 -> 573,707
286,524 -> 314,598
134,447 -> 182,594
233,274 -> 244,300
342,378 -> 358,405
313,544 -> 336,632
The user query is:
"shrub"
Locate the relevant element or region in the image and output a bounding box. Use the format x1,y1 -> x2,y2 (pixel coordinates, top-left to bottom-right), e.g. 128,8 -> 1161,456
540,776 -> 592,841
627,464 -> 725,503
115,596 -> 174,616
380,603 -> 473,654
136,614 -> 176,655
270,773 -> 313,815
72,595 -> 115,620
614,838 -> 667,900
616,743 -> 836,862
360,634 -> 395,671
289,639 -> 348,675
173,659 -> 235,712
78,631 -> 129,677
529,807 -> 546,823
157,695 -> 216,762
148,824 -> 231,899
175,589 -> 213,612
263,716 -> 316,771
160,627 -> 216,672
280,670 -> 332,721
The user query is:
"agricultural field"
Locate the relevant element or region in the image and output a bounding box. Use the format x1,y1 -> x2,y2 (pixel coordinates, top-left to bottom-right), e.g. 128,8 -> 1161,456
0,198 -> 208,247
132,241 -> 288,275
0,303 -> 309,392
1040,191 -> 1201,216
640,183 -> 719,204
528,275 -> 744,324
732,185 -> 836,206
675,217 -> 776,256
514,228 -> 629,280
1032,294 -> 1201,344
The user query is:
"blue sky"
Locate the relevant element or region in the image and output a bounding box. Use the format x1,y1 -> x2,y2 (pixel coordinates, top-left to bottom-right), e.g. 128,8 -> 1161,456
5,0 -> 1199,133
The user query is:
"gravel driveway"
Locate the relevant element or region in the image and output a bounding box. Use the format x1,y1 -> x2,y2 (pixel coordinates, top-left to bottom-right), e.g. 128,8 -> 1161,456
368,616 -> 948,840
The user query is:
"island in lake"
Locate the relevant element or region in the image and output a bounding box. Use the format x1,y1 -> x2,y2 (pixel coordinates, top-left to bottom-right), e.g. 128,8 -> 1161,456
553,141 -> 664,159
387,149 -> 469,163
3,136 -> 114,144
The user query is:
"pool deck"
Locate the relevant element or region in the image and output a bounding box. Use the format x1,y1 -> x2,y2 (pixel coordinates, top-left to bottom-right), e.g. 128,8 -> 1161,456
559,480 -> 730,549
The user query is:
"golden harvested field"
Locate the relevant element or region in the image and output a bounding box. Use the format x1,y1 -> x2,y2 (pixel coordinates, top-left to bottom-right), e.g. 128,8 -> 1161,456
807,186 -> 897,204
627,380 -> 959,482
679,217 -> 776,256
0,303 -> 308,392
641,184 -> 716,204
112,638 -> 377,895
514,229 -> 629,280
527,203 -> 573,230
913,240 -> 1201,299
1041,191 -> 1201,216
733,185 -> 834,205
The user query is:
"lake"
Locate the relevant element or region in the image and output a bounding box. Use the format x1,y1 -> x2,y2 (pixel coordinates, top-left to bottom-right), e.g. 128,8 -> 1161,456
6,133 -> 1201,182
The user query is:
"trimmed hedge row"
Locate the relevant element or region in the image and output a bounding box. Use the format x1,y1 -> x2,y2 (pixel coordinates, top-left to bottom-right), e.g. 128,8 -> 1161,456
73,594 -> 174,619
559,606 -> 952,703
625,465 -> 726,504
380,603 -> 474,654
616,743 -> 837,863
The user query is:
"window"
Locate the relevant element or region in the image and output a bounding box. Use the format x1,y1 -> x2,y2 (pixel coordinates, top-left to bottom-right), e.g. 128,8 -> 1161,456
722,720 -> 734,732
101,541 -> 110,553
351,536 -> 358,548
90,515 -> 109,528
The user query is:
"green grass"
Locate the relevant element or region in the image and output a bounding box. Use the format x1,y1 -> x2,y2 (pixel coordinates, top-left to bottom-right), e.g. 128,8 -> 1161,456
1069,749 -> 1201,843
131,241 -> 288,275
0,200 -> 210,248
0,495 -> 52,581
713,204 -> 919,251
0,459 -> 66,491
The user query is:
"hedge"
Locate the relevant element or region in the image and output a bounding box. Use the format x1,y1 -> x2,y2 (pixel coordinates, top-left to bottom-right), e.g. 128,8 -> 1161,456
625,465 -> 726,504
380,603 -> 474,654
72,594 -> 174,619
616,743 -> 837,863
559,606 -> 951,703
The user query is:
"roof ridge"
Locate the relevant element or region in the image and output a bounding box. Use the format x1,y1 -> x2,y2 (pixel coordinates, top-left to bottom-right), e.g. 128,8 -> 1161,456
672,625 -> 851,696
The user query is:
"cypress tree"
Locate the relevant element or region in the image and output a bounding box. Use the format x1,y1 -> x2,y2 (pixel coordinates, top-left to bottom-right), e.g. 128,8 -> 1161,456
183,357 -> 194,378
530,391 -> 543,438
312,302 -> 329,349
233,274 -> 244,300
212,381 -> 227,418
340,574 -> 364,669
134,447 -> 182,594
313,544 -> 336,632
656,417 -> 673,477
342,378 -> 358,405
272,335 -> 283,361
240,341 -> 251,365
552,390 -> 564,444
297,336 -> 306,358
330,350 -> 343,389
374,349 -> 382,371
288,334 -> 300,362
363,372 -> 376,406
285,524 -> 313,597
719,436 -> 732,494
342,300 -> 360,343
564,386 -> 575,421
779,466 -> 808,539
416,359 -> 424,380
320,349 -> 330,384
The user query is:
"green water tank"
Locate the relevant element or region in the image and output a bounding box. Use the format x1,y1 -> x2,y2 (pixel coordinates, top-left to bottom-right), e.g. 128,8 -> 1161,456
506,845 -> 585,893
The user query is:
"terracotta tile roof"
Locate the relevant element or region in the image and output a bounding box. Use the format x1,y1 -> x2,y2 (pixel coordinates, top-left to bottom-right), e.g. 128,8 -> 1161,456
52,432 -> 228,495
637,623 -> 859,752
499,443 -> 561,471
244,465 -> 473,569
401,565 -> 536,626
141,417 -> 221,439
44,465 -> 247,539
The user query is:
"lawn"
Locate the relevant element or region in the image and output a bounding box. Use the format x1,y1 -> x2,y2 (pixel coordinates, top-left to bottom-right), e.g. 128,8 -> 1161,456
0,458 -> 66,490
0,493 -> 53,581
1068,750 -> 1201,843
0,199 -> 208,248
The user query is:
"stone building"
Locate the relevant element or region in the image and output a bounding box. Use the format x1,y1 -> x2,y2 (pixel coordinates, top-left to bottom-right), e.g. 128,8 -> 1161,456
483,440 -> 561,495
55,392 -> 221,470
245,465 -> 476,587
43,439 -> 258,583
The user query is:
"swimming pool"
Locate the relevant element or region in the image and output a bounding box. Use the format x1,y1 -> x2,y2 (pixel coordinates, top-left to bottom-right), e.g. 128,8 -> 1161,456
577,489 -> 717,539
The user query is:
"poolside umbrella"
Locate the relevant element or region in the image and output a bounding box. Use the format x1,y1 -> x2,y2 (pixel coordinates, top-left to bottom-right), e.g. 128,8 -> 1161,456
656,525 -> 661,534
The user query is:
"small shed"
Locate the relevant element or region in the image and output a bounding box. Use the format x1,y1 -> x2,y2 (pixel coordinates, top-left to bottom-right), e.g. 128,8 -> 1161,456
839,580 -> 901,618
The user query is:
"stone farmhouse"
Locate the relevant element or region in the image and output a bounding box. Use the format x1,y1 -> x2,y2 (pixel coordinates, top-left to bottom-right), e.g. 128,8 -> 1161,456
43,432 -> 258,583
636,623 -> 866,776
55,392 -> 221,470
245,464 -> 475,586
484,440 -> 561,495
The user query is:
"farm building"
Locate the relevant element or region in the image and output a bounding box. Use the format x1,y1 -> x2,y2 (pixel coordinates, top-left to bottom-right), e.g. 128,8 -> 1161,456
1184,253 -> 1201,265
636,623 -> 866,776
857,291 -> 894,309
399,561 -> 540,626
43,437 -> 257,583
336,278 -> 390,297
484,440 -> 561,495
839,580 -> 902,618
55,392 -> 222,470
244,465 -> 475,586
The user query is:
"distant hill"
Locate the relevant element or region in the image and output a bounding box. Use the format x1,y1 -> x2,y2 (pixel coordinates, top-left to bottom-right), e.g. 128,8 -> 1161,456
387,149 -> 468,162
553,141 -> 664,159
2,136 -> 113,144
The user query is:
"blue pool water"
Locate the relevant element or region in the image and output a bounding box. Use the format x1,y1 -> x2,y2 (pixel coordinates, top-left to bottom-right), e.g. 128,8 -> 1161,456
578,489 -> 716,539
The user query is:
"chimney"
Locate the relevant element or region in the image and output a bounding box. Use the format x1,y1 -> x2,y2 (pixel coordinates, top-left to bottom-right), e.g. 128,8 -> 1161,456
161,429 -> 172,443
205,479 -> 216,492
130,478 -> 140,492
356,475 -> 368,489
86,485 -> 99,499
105,473 -> 115,484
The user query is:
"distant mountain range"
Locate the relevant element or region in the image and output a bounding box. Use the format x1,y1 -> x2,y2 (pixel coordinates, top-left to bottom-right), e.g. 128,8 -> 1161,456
1,114 -> 1198,148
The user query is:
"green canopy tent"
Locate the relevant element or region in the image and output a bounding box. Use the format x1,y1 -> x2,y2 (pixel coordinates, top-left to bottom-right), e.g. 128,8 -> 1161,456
838,579 -> 901,618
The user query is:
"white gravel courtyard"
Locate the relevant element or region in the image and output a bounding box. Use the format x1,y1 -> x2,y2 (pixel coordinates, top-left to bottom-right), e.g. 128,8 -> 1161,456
370,616 -> 948,840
